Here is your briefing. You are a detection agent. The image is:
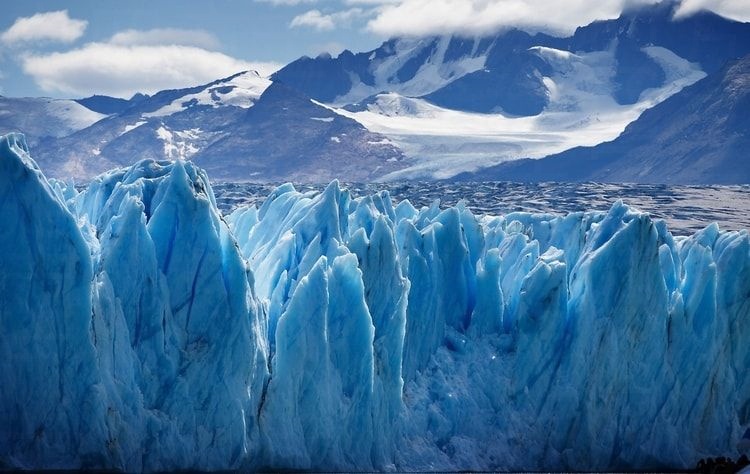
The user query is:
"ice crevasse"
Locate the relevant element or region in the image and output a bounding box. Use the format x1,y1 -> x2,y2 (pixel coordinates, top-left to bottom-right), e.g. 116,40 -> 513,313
0,132 -> 749,472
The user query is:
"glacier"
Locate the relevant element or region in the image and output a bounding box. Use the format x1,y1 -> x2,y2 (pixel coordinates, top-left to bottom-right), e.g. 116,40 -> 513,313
1,132 -> 749,471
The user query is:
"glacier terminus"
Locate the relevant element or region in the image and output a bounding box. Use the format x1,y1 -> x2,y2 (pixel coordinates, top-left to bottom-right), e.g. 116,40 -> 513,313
1,132 -> 749,472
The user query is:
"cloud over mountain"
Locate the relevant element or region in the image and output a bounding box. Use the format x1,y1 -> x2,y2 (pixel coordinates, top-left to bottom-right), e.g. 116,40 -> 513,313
108,28 -> 222,50
22,43 -> 280,98
297,0 -> 750,37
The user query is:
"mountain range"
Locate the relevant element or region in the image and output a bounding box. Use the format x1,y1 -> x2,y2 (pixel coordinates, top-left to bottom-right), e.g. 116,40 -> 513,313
28,72 -> 404,182
1,1 -> 748,183
273,2 -> 750,113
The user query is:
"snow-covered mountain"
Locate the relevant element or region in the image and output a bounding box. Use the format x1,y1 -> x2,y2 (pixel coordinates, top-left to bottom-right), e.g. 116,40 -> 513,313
269,2 -> 750,180
468,54 -> 750,183
32,71 -> 405,181
3,136 -> 749,471
334,45 -> 706,179
274,2 -> 750,114
0,96 -> 104,147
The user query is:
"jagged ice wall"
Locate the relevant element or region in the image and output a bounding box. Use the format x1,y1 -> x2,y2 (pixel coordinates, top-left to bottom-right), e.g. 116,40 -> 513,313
1,133 -> 749,471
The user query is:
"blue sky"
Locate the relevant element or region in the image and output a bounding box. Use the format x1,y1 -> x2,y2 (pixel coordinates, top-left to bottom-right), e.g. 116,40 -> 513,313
1,0 -> 748,99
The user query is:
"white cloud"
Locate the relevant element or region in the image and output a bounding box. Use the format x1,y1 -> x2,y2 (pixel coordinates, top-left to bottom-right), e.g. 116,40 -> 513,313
363,0 -> 750,37
675,0 -> 750,21
291,10 -> 335,30
290,8 -> 365,31
21,43 -> 281,98
366,0 -> 655,36
109,28 -> 221,50
1,10 -> 87,45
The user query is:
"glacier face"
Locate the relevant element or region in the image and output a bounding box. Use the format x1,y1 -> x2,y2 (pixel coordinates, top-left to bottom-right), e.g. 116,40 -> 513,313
1,132 -> 749,471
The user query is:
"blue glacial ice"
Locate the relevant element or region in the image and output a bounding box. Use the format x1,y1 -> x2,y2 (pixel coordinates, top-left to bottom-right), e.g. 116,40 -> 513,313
1,132 -> 749,471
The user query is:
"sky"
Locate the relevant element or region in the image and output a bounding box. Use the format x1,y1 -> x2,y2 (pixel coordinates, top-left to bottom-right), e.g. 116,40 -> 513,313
1,0 -> 748,99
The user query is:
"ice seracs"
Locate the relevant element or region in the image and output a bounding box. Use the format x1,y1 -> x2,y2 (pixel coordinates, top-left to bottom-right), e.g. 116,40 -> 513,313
1,134 -> 268,471
1,133 -> 749,472
0,133 -> 104,470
